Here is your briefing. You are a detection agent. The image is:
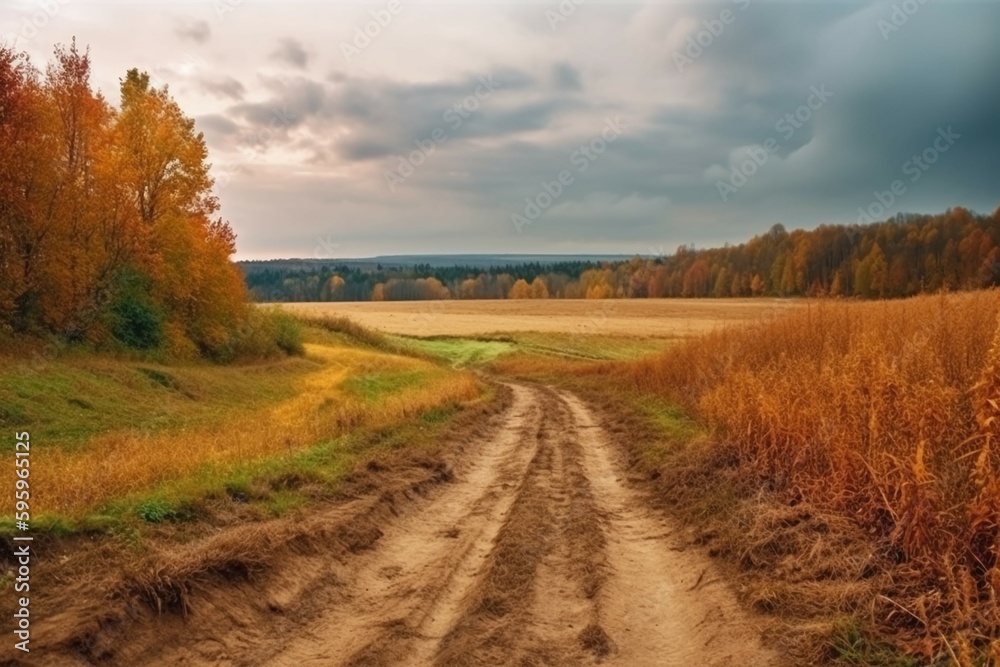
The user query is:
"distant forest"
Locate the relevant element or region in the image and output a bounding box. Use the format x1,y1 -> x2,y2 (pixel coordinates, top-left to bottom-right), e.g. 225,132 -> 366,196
247,207 -> 1000,302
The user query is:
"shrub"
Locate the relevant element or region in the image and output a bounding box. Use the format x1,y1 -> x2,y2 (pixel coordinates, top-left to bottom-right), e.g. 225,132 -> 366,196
106,268 -> 165,350
215,308 -> 305,362
269,310 -> 305,356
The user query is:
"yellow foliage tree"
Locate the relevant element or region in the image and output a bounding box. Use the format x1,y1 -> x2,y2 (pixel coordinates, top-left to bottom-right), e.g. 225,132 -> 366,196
508,279 -> 532,299
530,276 -> 549,299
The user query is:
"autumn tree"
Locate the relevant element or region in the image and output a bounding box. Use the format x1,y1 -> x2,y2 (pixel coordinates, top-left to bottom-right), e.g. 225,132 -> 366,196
459,278 -> 478,299
0,45 -> 55,330
508,279 -> 532,299
0,43 -> 269,359
682,259 -> 710,297
713,267 -> 730,298
530,276 -> 549,299
830,270 -> 845,297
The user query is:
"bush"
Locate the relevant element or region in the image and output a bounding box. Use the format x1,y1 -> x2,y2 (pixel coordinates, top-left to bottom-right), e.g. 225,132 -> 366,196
215,308 -> 305,362
106,268 -> 165,350
269,310 -> 305,356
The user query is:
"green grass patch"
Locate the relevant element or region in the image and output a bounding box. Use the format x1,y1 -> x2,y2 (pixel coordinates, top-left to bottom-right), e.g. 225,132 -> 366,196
499,332 -> 669,361
394,337 -> 515,367
828,618 -> 932,667
342,369 -> 430,401
261,490 -> 308,517
390,332 -> 668,368
134,495 -> 191,523
421,405 -> 457,424
631,395 -> 704,446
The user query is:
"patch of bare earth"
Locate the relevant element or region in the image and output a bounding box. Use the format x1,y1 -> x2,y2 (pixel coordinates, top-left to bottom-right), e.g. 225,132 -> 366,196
6,384 -> 780,666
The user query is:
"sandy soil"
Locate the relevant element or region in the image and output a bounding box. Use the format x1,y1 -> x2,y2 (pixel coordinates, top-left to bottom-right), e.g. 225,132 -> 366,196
277,298 -> 801,337
14,384 -> 779,666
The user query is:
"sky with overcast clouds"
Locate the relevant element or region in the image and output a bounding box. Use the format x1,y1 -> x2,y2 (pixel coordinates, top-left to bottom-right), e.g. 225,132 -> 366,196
2,0 -> 998,260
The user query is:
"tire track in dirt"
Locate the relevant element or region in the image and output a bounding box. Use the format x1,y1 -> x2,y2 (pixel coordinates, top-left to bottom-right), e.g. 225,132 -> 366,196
264,383 -> 546,667
433,387 -> 611,666
557,389 -> 779,666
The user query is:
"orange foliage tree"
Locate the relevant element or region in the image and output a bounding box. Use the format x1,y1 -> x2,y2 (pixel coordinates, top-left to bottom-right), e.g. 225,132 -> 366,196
0,42 -> 252,357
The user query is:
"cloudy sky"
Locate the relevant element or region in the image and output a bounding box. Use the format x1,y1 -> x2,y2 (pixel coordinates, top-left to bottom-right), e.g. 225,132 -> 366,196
3,0 -> 998,259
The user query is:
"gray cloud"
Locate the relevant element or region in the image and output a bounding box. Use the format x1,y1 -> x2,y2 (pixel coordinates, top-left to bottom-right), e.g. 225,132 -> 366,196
270,37 -> 309,69
221,67 -> 568,165
174,18 -> 210,44
198,75 -> 246,101
196,114 -> 241,140
552,62 -> 582,91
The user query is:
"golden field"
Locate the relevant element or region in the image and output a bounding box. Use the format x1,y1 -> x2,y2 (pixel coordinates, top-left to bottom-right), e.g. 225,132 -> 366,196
610,291 -> 1000,663
276,298 -> 801,338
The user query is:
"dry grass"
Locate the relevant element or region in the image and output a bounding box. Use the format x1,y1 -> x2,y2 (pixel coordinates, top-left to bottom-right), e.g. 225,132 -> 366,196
11,342 -> 480,517
604,291 -> 1000,664
275,298 -> 800,338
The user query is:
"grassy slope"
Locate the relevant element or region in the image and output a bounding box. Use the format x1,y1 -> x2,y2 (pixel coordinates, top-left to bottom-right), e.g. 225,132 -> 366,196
0,322 -> 486,537
0,351 -> 311,451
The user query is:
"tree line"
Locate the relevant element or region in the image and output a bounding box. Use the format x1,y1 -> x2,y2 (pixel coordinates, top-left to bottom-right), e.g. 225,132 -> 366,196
248,206 -> 1000,302
0,42 -> 297,359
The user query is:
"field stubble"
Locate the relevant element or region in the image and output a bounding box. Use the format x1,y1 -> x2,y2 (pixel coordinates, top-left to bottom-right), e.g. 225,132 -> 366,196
276,298 -> 800,338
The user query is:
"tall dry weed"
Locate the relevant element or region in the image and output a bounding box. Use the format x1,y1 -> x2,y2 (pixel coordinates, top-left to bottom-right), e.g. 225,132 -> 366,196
618,291 -> 1000,660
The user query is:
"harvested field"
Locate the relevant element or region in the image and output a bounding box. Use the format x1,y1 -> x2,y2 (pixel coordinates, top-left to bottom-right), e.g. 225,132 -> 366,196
276,298 -> 801,338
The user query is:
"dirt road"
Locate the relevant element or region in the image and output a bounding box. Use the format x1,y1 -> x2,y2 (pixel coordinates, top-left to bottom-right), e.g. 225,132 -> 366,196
28,384 -> 777,666
249,385 -> 775,665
